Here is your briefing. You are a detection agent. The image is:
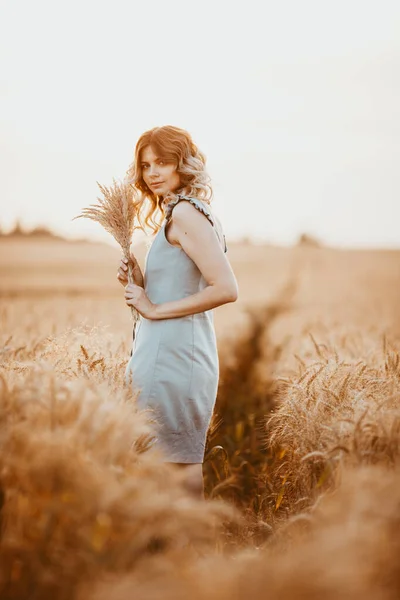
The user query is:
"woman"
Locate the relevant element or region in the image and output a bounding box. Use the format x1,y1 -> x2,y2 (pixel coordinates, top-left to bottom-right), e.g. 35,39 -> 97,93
118,125 -> 238,499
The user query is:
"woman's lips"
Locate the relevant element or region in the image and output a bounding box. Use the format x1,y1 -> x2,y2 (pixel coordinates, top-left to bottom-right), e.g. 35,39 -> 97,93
152,182 -> 164,187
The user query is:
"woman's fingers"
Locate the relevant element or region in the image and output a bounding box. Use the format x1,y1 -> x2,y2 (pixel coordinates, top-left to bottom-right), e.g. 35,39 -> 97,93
117,268 -> 128,283
118,255 -> 139,283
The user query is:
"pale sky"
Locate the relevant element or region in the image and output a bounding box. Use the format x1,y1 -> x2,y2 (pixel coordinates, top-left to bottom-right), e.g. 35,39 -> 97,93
1,0 -> 399,248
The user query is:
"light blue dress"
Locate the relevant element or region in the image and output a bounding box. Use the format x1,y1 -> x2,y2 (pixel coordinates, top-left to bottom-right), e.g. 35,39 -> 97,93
125,194 -> 227,463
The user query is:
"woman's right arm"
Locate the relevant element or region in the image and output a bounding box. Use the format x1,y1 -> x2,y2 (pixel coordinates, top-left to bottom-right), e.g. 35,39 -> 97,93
117,253 -> 144,288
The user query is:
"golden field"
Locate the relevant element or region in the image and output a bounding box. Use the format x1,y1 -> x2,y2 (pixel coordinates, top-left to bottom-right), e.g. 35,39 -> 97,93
0,235 -> 400,599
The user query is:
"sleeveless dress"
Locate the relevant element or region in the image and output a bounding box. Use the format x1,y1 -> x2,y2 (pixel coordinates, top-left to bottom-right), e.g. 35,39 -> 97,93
124,194 -> 228,464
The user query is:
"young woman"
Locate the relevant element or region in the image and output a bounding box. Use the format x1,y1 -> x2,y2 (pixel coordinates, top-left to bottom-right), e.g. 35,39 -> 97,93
118,125 -> 238,499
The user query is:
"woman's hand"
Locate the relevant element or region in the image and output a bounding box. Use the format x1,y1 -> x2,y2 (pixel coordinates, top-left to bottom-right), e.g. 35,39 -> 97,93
124,283 -> 157,319
117,252 -> 144,288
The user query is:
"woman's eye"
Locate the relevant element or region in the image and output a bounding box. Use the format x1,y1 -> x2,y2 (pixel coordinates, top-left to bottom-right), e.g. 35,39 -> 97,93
159,161 -> 164,165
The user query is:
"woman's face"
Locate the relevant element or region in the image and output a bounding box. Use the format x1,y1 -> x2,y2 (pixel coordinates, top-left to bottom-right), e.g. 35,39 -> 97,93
140,145 -> 181,196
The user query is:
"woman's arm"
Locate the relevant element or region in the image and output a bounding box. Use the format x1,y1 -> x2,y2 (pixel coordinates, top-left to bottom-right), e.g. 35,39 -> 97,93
153,201 -> 238,319
153,284 -> 236,319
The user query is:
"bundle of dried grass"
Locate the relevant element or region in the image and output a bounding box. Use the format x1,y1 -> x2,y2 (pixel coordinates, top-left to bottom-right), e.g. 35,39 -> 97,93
73,178 -> 140,324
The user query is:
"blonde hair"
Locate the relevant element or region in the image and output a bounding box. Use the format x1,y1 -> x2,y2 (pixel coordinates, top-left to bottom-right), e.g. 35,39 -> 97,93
124,125 -> 213,235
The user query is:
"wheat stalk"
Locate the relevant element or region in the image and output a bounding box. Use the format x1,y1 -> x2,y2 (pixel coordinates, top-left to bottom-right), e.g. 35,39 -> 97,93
73,178 -> 139,325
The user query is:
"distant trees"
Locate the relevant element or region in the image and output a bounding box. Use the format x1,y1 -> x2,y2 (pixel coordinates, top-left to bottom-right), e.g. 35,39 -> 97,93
297,232 -> 323,247
235,233 -> 325,248
0,221 -> 59,239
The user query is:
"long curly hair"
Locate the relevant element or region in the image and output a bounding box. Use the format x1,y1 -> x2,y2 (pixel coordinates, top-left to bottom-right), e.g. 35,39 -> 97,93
124,125 -> 213,235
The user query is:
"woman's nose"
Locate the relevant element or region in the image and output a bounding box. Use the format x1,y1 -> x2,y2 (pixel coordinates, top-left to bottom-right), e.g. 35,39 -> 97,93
149,165 -> 159,176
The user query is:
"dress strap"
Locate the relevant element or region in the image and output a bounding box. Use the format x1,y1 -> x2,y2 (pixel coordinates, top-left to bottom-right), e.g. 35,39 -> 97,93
164,194 -> 227,253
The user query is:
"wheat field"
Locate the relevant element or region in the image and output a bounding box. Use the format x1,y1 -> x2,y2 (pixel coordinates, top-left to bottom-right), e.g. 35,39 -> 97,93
0,235 -> 400,599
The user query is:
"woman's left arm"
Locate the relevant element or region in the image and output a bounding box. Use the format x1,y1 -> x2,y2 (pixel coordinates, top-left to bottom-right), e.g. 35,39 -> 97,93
124,201 -> 238,320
